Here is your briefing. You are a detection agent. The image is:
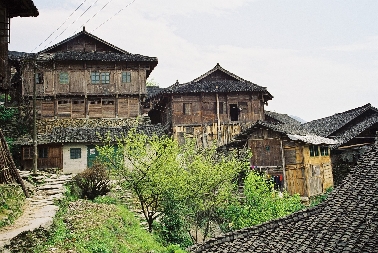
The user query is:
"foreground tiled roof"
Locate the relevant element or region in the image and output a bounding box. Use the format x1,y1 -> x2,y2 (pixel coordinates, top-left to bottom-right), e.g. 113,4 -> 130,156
235,121 -> 335,146
265,111 -> 302,126
302,103 -> 377,137
189,140 -> 378,252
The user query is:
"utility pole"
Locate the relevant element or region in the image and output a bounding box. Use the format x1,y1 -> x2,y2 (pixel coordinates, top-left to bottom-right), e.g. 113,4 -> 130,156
33,63 -> 37,174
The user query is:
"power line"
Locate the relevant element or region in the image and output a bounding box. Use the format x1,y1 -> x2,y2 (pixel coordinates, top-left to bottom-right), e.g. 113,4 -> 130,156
92,0 -> 137,32
45,0 -> 101,49
31,0 -> 88,53
74,0 -> 115,34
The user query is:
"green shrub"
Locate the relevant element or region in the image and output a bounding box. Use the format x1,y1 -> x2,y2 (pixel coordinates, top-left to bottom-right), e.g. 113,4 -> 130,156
0,184 -> 25,228
73,162 -> 111,200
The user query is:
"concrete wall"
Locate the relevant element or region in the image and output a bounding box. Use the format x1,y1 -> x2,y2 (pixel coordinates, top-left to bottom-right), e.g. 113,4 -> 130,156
62,144 -> 87,174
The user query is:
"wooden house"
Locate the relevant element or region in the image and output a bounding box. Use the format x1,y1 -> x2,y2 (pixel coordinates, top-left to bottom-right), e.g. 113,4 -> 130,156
10,29 -> 159,172
231,120 -> 336,197
148,63 -> 273,146
189,133 -> 378,253
10,27 -> 158,119
0,0 -> 38,99
302,103 -> 378,165
17,118 -> 167,173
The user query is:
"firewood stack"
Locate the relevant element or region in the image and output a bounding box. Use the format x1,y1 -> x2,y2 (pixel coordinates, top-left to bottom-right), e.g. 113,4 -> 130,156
0,129 -> 29,197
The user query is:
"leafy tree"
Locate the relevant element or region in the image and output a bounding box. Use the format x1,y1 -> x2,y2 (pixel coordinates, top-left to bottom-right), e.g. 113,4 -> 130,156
218,171 -> 304,232
178,139 -> 246,242
146,78 -> 159,87
97,129 -> 184,233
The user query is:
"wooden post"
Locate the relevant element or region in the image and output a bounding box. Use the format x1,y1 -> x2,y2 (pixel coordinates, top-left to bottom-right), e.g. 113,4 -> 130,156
280,139 -> 287,191
216,92 -> 221,146
33,63 -> 37,174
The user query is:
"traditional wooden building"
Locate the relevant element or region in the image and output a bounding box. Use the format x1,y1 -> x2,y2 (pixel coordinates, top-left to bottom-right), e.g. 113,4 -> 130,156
10,28 -> 159,172
302,103 -> 378,166
0,0 -> 38,99
148,63 -> 273,146
189,133 -> 378,253
231,120 -> 336,197
10,27 -> 158,119
17,118 -> 167,173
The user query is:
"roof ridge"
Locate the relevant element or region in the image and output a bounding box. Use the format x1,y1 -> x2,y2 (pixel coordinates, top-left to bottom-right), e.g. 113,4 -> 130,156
191,63 -> 246,83
39,29 -> 128,54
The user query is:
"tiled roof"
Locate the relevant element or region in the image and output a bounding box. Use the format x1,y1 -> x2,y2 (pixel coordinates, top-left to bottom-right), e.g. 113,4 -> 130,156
192,63 -> 246,83
331,114 -> 378,148
302,103 -> 378,137
40,28 -> 127,54
15,124 -> 168,145
146,86 -> 163,98
8,50 -> 157,63
6,0 -> 39,18
35,51 -> 158,62
265,111 -> 302,126
149,64 -> 273,100
235,121 -> 335,145
189,138 -> 378,253
163,80 -> 270,94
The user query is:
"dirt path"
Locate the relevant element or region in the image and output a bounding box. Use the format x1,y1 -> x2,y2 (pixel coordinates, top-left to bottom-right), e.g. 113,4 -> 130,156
0,172 -> 72,249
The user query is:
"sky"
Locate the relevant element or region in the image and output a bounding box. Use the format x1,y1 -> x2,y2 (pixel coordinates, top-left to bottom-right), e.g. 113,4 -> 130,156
9,0 -> 378,122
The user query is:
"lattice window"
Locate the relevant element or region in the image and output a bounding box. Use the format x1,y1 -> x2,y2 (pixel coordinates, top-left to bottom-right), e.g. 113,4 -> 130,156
122,71 -> 131,83
70,148 -> 81,159
59,72 -> 69,84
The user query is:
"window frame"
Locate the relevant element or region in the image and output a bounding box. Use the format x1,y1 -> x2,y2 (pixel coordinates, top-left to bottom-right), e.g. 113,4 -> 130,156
59,72 -> 69,84
90,71 -> 101,84
183,103 -> 192,115
122,71 -> 131,83
70,148 -> 81,159
38,147 -> 48,158
320,146 -> 329,156
309,145 -> 319,157
35,73 -> 44,84
101,72 -> 110,84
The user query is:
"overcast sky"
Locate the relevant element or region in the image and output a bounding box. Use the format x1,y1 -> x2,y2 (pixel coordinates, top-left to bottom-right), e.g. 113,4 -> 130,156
9,0 -> 378,122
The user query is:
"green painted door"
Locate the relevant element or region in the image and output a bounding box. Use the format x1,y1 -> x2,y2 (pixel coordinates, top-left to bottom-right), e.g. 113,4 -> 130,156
87,145 -> 99,168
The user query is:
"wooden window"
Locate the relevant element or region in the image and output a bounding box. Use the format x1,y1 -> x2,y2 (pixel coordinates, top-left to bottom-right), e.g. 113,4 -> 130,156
183,103 -> 192,115
70,148 -> 81,159
101,72 -> 110,84
23,147 -> 33,160
35,73 -> 43,84
320,146 -> 329,156
91,72 -> 100,84
38,147 -> 48,158
59,72 -> 69,84
309,145 -> 319,157
122,72 -> 131,83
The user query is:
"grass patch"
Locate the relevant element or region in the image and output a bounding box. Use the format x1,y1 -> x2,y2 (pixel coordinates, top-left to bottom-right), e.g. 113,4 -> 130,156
33,195 -> 186,253
0,184 -> 25,228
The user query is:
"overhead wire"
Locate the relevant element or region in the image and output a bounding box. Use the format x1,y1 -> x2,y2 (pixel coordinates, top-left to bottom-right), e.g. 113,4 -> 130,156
31,0 -> 88,53
92,0 -> 137,32
44,0 -> 101,49
73,0 -> 115,34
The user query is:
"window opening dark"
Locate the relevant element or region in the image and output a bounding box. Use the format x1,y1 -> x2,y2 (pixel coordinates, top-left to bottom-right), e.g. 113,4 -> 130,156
38,147 -> 48,158
230,104 -> 238,121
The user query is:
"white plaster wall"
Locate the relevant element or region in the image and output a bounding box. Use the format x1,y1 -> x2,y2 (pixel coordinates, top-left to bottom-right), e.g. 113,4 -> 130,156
63,144 -> 87,174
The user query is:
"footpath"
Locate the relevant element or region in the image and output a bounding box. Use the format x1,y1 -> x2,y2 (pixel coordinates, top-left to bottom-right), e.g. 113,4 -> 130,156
0,172 -> 72,250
